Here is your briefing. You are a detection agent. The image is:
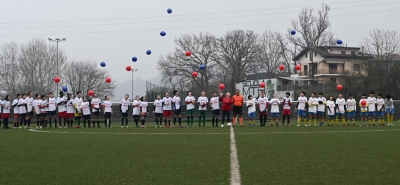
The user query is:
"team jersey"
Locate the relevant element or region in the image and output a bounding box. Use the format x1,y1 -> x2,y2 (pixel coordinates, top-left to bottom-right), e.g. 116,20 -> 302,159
346,99 -> 357,112
33,100 -> 41,114
359,99 -> 369,112
269,98 -> 280,113
132,100 -> 141,115
103,100 -> 112,113
66,99 -> 75,114
0,100 -> 2,112
376,98 -> 384,111
140,102 -> 148,113
233,95 -> 244,107
18,98 -> 27,114
283,98 -> 292,110
162,97 -> 172,111
185,96 -> 196,110
48,98 -> 57,111
246,99 -> 256,114
308,97 -> 318,113
26,97 -> 34,112
385,99 -> 394,109
197,97 -> 208,111
120,99 -> 130,113
153,99 -> 163,113
39,99 -> 49,113
3,101 -> 10,114
326,100 -> 336,115
91,98 -> 102,112
297,96 -> 308,110
367,97 -> 376,112
317,97 -> 326,112
210,97 -> 220,110
12,99 -> 19,114
80,102 -> 91,115
74,97 -> 83,113
56,96 -> 67,112
172,96 -> 181,110
257,97 -> 269,112
335,98 -> 346,113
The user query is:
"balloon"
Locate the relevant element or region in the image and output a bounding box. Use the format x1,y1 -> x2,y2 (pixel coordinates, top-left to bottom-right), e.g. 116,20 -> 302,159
219,84 -> 225,90
291,30 -> 296,35
337,39 -> 343,45
100,62 -> 106,67
160,31 -> 166,36
260,82 -> 265,88
200,64 -> 205,70
88,90 -> 94,96
146,50 -> 151,55
167,8 -> 172,14
126,66 -> 132,71
186,50 -> 191,57
54,76 -> 60,83
279,65 -> 285,71
106,77 -> 111,83
132,56 -> 138,62
62,86 -> 68,92
361,100 -> 367,106
295,64 -> 301,71
192,71 -> 198,78
337,84 -> 343,91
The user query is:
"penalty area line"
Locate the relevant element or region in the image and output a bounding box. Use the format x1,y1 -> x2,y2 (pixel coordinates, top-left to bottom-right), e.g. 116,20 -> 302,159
28,129 -> 229,135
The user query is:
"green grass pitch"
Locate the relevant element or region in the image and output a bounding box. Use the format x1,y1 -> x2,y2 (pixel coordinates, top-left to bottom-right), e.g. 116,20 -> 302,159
1,121 -> 400,185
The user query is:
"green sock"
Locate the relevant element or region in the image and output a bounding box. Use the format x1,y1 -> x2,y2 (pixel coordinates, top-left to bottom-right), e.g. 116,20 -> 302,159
198,117 -> 201,126
203,116 -> 206,126
187,117 -> 190,126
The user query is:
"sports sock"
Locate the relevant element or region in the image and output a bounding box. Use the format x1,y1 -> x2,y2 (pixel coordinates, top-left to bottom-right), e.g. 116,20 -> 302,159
190,116 -> 194,126
108,119 -> 112,128
121,118 -> 124,126
83,120 -> 86,128
314,119 -> 317,125
233,117 -> 236,125
155,118 -> 159,125
263,115 -> 267,126
212,117 -> 215,127
260,116 -> 263,126
178,118 -> 182,126
64,118 -> 66,127
49,118 -> 52,128
198,116 -> 201,127
287,115 -> 290,124
141,119 -> 145,125
239,118 -> 243,125
59,117 -> 62,126
216,118 -> 219,127
297,117 -> 301,125
187,116 -> 190,126
308,119 -> 311,125
282,115 -> 286,125
164,119 -> 167,126
372,118 -> 375,125
27,119 -> 31,127
54,119 -> 57,128
125,118 -> 128,126
168,120 -> 171,126
202,116 -> 206,126
173,118 -> 176,125
335,118 -> 338,125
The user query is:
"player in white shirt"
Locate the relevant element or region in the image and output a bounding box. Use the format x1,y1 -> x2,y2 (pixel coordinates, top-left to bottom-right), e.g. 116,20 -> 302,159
172,90 -> 182,128
307,92 -> 318,127
140,96 -> 149,128
132,95 -> 142,128
335,94 -> 347,126
80,96 -> 91,128
47,92 -> 58,128
185,91 -> 196,127
66,93 -> 75,128
120,94 -> 130,128
367,91 -> 377,126
246,95 -> 256,127
376,93 -> 385,126
385,95 -> 394,126
210,91 -> 220,127
38,95 -> 49,128
2,95 -> 11,129
295,91 -> 308,127
197,91 -> 208,127
25,91 -> 34,128
33,94 -> 41,128
18,94 -> 28,128
73,91 -> 83,128
257,91 -> 269,127
346,94 -> 357,126
162,93 -> 173,128
153,95 -> 163,128
90,93 -> 102,128
326,96 -> 336,126
56,91 -> 68,128
359,94 -> 369,126
317,92 -> 327,126
12,94 -> 21,128
282,92 -> 292,127
103,95 -> 113,128
269,94 -> 280,127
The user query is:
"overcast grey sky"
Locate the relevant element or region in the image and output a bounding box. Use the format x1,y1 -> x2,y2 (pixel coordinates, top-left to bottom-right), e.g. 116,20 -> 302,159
0,0 -> 399,95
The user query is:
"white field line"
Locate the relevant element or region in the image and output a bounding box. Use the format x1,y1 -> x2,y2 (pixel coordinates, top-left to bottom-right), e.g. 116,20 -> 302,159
239,129 -> 400,135
230,127 -> 241,185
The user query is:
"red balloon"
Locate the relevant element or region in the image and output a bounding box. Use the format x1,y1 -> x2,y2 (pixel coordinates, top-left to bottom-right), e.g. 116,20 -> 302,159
361,100 -> 367,106
219,84 -> 225,90
186,50 -> 192,57
88,90 -> 94,96
260,82 -> 266,88
105,77 -> 111,83
295,64 -> 301,71
337,84 -> 343,91
126,66 -> 132,71
192,71 -> 198,78
279,65 -> 285,71
54,76 -> 60,83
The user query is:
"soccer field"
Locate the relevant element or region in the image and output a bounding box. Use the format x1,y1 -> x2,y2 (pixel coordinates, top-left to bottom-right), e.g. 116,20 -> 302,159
1,122 -> 400,185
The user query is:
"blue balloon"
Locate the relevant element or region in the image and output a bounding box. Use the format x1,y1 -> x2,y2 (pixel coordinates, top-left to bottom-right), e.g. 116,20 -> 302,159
132,56 -> 138,62
146,50 -> 151,55
200,64 -> 205,70
100,62 -> 106,67
337,39 -> 343,45
160,31 -> 166,36
291,30 -> 296,35
62,86 -> 68,92
167,8 -> 172,14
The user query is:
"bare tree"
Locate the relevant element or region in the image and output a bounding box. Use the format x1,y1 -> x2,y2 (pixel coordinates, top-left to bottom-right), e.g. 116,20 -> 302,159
257,30 -> 284,76
0,41 -> 22,97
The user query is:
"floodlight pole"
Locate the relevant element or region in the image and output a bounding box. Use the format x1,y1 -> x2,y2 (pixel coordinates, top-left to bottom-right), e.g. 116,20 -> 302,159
131,69 -> 138,100
48,38 -> 66,92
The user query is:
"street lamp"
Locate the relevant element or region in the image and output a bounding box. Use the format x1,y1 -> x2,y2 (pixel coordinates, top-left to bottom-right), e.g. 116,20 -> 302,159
130,69 -> 138,100
48,38 -> 66,91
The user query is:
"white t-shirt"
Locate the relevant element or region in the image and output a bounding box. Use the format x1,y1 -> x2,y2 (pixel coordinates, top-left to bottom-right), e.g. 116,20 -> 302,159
197,97 -> 208,111
360,99 -> 368,112
80,102 -> 91,115
154,99 -> 163,113
385,99 -> 394,109
335,98 -> 346,113
283,98 -> 292,110
246,99 -> 256,113
18,98 -> 27,114
367,97 -> 376,112
297,96 -> 307,110
132,100 -> 141,115
376,98 -> 384,111
40,99 -> 49,113
91,98 -> 102,112
120,99 -> 130,113
162,97 -> 172,111
185,96 -> 196,110
12,99 -> 19,114
66,99 -> 75,114
141,102 -> 148,113
56,96 -> 67,112
48,98 -> 57,111
327,100 -> 336,115
33,99 -> 41,114
3,101 -> 10,114
269,98 -> 280,113
308,97 -> 318,113
104,100 -> 112,113
257,97 -> 269,112
346,99 -> 357,112
26,97 -> 34,112
317,97 -> 326,112
210,97 -> 220,110
172,96 -> 181,110
74,97 -> 83,113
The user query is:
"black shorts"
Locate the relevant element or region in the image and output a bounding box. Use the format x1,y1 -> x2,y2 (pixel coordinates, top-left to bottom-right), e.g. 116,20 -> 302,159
41,113 -> 48,118
93,111 -> 100,117
83,115 -> 91,120
121,113 -> 128,118
105,112 -> 112,119
175,108 -> 181,115
233,106 -> 243,114
19,113 -> 27,118
141,115 -> 147,118
212,109 -> 220,116
36,114 -> 41,118
133,115 -> 140,119
27,111 -> 34,117
155,113 -> 163,118
48,111 -> 56,116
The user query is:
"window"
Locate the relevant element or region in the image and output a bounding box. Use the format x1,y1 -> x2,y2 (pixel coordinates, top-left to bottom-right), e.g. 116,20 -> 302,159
354,64 -> 360,71
304,65 -> 308,71
329,64 -> 337,70
315,52 -> 317,57
305,52 -> 308,58
341,51 -> 346,54
330,78 -> 336,83
351,51 -> 356,55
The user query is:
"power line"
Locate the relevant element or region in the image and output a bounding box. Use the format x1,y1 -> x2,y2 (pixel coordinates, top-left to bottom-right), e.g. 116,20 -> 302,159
0,1 -> 398,30
0,0 -> 378,25
1,8 -> 398,37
